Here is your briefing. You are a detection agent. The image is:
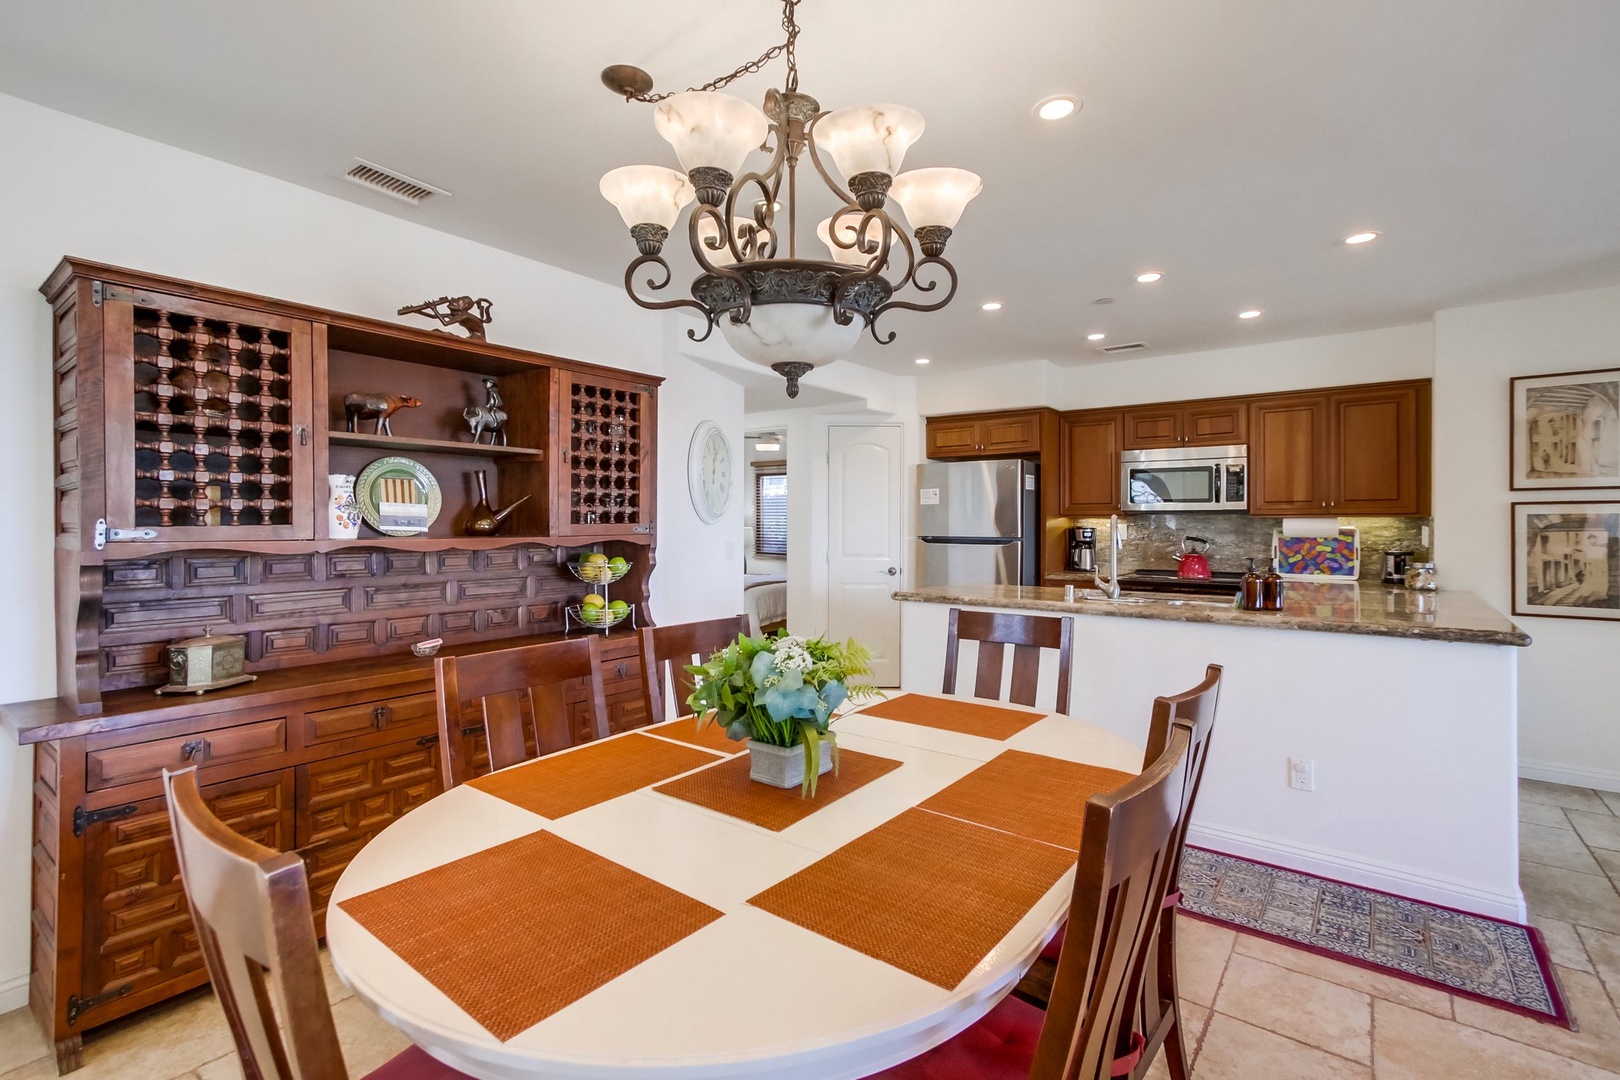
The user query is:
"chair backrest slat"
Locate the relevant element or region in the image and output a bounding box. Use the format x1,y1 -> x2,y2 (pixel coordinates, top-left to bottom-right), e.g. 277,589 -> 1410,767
163,766 -> 350,1080
943,607 -> 1075,714
436,637 -> 606,788
639,616 -> 750,724
1030,728 -> 1191,1080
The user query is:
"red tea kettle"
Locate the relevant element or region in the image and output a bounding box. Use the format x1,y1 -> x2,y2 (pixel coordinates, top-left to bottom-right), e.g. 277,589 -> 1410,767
1174,536 -> 1213,580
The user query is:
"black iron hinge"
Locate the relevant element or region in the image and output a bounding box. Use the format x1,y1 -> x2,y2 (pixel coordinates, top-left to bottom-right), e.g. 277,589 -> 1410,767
89,281 -> 150,308
72,804 -> 137,837
66,985 -> 132,1025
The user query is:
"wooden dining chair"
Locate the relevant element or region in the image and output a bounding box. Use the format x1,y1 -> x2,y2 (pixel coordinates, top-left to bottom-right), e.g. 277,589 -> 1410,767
162,766 -> 469,1079
942,607 -> 1075,714
1016,665 -> 1224,1080
638,615 -> 750,725
870,727 -> 1193,1080
434,636 -> 607,789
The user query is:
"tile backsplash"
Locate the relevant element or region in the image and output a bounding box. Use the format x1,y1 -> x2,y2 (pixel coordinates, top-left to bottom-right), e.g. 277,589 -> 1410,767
1063,513 -> 1430,580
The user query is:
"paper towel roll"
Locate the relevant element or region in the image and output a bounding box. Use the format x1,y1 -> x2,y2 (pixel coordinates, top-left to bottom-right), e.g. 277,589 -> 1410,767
1281,517 -> 1343,537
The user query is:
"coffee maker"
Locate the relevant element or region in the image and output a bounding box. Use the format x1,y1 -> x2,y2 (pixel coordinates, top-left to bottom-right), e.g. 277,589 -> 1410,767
1068,527 -> 1096,573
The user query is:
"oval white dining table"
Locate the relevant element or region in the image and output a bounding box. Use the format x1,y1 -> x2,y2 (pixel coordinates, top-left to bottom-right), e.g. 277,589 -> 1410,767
326,693 -> 1142,1080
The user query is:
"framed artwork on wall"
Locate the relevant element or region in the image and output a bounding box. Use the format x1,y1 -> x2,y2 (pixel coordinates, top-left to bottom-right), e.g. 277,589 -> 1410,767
1510,368 -> 1620,490
1511,501 -> 1620,620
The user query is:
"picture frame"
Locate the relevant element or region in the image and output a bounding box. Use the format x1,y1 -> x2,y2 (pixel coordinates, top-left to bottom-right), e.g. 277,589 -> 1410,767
1510,368 -> 1620,490
1511,501 -> 1620,621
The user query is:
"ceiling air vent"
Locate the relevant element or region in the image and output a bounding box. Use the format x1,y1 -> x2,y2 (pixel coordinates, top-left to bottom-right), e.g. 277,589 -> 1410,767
1096,341 -> 1150,354
342,159 -> 448,205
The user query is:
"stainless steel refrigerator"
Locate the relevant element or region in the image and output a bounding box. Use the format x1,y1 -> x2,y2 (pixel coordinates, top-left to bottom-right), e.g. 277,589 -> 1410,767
915,459 -> 1040,587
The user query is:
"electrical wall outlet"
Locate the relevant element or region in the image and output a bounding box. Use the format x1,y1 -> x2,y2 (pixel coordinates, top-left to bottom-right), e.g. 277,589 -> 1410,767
1421,525 -> 1431,548
724,541 -> 738,561
1116,521 -> 1129,542
1289,758 -> 1316,792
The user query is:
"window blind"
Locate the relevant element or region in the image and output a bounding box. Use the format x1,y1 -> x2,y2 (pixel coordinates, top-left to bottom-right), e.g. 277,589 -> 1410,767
754,465 -> 788,557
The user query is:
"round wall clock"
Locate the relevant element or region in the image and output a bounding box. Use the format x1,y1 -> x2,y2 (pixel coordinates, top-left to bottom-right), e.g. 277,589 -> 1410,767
687,421 -> 733,523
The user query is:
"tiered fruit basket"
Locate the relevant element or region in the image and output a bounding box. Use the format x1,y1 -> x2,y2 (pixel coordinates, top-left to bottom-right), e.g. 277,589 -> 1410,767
564,554 -> 635,634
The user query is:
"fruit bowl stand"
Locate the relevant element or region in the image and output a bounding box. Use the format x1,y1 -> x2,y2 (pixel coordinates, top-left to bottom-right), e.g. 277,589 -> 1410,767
564,557 -> 636,635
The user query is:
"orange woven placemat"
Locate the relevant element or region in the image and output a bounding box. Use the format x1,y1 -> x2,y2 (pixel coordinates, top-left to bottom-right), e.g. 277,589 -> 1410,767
748,807 -> 1074,989
644,715 -> 748,755
337,830 -> 722,1041
919,749 -> 1134,851
468,733 -> 722,819
653,748 -> 903,831
855,693 -> 1045,740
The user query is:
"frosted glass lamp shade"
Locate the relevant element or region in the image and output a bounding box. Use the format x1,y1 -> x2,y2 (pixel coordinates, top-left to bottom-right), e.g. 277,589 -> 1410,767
719,304 -> 862,368
814,104 -> 925,181
817,215 -> 893,266
888,167 -> 983,229
599,165 -> 694,229
653,92 -> 769,175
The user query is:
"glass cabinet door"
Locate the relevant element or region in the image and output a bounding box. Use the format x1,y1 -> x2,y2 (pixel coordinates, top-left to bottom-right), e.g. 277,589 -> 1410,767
102,288 -> 315,541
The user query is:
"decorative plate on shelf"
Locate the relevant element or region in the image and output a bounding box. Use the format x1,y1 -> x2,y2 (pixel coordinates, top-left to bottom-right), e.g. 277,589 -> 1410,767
355,456 -> 442,536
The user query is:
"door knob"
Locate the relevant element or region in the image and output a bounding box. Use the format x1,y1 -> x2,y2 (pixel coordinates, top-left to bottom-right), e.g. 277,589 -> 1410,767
885,567 -> 899,576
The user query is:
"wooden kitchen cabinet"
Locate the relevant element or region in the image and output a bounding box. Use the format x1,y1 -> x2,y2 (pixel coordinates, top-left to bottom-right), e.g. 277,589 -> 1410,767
925,409 -> 1051,458
1059,410 -> 1122,514
1248,381 -> 1428,515
1121,399 -> 1246,450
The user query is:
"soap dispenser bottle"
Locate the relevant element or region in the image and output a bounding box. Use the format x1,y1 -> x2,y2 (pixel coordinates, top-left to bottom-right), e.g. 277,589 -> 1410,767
1263,559 -> 1285,611
1240,558 -> 1264,610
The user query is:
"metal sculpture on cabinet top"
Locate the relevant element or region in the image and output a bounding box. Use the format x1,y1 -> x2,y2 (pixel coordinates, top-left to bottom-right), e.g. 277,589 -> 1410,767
464,377 -> 509,445
397,295 -> 494,340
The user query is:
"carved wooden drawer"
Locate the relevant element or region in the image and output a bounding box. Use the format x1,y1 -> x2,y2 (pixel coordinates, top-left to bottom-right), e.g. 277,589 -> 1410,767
85,718 -> 287,791
606,691 -> 649,735
302,691 -> 437,746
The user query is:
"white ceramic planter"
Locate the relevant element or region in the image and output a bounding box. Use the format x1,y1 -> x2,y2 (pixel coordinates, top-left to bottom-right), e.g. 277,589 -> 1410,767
748,739 -> 834,789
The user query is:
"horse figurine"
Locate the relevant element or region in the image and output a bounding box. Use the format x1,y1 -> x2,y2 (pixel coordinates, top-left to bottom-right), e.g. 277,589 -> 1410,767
464,377 -> 508,445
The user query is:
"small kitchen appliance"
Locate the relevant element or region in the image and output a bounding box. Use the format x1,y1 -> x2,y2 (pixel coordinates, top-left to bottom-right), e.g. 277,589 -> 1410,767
1121,445 -> 1248,513
1173,536 -> 1213,580
1382,549 -> 1414,584
1068,526 -> 1096,573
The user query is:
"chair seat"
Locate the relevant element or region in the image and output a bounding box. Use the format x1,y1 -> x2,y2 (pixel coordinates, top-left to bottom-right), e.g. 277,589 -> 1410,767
1040,924 -> 1066,964
364,1045 -> 475,1079
869,994 -> 1044,1079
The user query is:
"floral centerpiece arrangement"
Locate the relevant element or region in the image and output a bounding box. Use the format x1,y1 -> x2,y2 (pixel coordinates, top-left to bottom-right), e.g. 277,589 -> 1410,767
685,631 -> 880,795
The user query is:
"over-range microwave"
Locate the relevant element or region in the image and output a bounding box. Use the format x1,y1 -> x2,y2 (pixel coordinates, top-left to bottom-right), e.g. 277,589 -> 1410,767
1120,444 -> 1248,512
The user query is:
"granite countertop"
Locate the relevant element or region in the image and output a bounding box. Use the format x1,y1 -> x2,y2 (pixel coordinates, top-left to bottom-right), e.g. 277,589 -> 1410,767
893,583 -> 1531,647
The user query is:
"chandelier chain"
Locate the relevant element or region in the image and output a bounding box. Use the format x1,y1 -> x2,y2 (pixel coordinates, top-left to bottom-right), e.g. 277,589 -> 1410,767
632,0 -> 800,102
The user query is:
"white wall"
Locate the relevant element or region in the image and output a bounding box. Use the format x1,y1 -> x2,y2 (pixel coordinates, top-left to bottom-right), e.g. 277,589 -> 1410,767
1433,285 -> 1620,790
0,93 -> 742,1010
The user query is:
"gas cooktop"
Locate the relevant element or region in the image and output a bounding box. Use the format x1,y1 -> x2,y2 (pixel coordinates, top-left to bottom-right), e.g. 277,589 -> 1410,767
1118,568 -> 1245,596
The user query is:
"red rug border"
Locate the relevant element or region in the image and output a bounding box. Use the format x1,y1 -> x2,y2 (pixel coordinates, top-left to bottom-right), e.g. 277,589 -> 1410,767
1183,845 -> 1573,1030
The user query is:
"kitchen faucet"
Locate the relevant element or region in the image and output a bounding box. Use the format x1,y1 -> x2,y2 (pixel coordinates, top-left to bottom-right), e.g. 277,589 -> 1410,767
1092,514 -> 1123,600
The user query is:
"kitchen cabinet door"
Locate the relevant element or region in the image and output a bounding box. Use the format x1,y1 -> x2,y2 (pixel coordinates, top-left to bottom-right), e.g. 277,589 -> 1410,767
1121,407 -> 1183,449
924,417 -> 982,458
1060,411 -> 1121,514
979,412 -> 1043,454
1249,395 -> 1329,514
1184,400 -> 1248,446
1329,383 -> 1427,514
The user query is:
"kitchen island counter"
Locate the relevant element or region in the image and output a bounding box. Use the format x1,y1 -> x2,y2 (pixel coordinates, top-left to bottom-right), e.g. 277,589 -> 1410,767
894,582 -> 1529,648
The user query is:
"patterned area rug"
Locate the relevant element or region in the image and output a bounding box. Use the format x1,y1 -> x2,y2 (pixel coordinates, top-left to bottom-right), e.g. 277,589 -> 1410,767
1179,847 -> 1570,1027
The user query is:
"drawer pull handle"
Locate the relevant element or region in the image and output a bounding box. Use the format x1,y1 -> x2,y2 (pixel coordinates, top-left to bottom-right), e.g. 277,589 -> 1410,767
416,734 -> 440,747
614,663 -> 629,679
180,738 -> 210,762
372,704 -> 392,728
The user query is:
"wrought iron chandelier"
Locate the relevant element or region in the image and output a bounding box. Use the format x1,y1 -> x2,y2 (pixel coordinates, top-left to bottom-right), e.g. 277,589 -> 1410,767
598,0 -> 982,398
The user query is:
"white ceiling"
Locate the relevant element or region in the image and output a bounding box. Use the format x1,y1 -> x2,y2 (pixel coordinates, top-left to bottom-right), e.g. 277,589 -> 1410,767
3,1 -> 1618,377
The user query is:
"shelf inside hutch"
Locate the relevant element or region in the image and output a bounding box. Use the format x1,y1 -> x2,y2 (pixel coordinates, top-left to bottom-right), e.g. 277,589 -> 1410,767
328,431 -> 543,459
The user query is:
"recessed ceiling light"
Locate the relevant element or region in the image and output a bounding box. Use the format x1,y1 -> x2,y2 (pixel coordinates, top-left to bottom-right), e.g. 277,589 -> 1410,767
1035,96 -> 1079,121
1344,231 -> 1379,245
1238,309 -> 1263,319
981,302 -> 1003,311
1087,333 -> 1107,341
1135,272 -> 1163,284
1093,297 -> 1115,305
914,357 -> 930,365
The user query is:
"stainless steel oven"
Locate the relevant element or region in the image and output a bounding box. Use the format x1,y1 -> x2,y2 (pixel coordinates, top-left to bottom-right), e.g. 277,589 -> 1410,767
1120,444 -> 1248,512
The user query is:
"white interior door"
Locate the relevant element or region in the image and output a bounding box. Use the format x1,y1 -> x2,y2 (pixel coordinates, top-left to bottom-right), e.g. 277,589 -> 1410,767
827,424 -> 904,686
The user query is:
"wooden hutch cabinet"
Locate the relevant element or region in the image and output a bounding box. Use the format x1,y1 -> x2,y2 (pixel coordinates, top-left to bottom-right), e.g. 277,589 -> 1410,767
5,259 -> 664,1072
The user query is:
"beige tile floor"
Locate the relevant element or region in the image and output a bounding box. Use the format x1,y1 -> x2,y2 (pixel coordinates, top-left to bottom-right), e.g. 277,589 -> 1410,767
8,777 -> 1620,1079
